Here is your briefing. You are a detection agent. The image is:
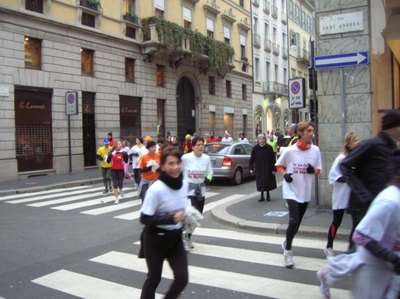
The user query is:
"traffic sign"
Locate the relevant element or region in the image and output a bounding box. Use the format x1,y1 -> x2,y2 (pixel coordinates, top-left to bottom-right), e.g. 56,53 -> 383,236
288,78 -> 305,109
314,51 -> 369,70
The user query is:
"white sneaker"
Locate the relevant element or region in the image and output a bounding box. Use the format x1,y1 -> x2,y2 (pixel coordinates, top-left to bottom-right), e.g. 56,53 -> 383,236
316,269 -> 331,299
120,191 -> 125,198
133,183 -> 138,190
283,250 -> 294,268
114,199 -> 119,205
323,248 -> 334,258
189,239 -> 194,249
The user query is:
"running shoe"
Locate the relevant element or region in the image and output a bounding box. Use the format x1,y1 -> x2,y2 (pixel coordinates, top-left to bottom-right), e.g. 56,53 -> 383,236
323,248 -> 334,258
282,241 -> 294,268
102,189 -> 108,194
120,191 -> 125,198
114,199 -> 119,205
316,269 -> 331,299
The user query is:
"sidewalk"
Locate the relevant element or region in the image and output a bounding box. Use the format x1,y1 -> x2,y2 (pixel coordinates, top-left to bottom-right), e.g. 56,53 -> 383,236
0,169 -> 351,240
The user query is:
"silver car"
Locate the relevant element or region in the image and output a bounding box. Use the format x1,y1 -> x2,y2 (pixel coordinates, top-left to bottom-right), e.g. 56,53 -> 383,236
203,142 -> 254,185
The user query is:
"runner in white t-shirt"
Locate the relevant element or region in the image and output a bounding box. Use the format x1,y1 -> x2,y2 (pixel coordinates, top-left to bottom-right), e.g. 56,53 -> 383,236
275,121 -> 322,268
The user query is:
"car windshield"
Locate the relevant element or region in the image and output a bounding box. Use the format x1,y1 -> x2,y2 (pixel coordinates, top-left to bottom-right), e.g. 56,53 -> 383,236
204,144 -> 231,154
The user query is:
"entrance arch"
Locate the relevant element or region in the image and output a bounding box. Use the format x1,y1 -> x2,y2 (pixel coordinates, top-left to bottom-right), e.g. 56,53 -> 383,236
176,77 -> 195,141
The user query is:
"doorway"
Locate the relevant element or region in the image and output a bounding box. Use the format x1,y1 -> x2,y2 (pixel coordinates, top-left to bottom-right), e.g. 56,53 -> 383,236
82,92 -> 96,167
176,77 -> 195,141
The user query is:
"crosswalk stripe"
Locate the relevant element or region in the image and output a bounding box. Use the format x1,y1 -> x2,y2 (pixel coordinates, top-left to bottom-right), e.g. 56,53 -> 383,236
6,186 -> 103,204
31,269 -> 163,299
81,199 -> 139,215
0,185 -> 92,201
203,193 -> 252,212
91,251 -> 351,299
193,227 -> 349,251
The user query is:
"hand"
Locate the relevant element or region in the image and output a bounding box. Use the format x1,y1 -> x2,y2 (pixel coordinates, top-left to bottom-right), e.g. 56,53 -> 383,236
173,211 -> 185,223
284,173 -> 293,183
250,170 -> 253,174
306,164 -> 315,174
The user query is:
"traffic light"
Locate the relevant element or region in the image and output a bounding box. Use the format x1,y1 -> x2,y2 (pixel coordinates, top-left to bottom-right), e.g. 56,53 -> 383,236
308,69 -> 318,91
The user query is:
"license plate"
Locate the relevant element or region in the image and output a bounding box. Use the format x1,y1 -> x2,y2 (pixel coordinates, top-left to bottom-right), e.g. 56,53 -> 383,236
212,160 -> 216,166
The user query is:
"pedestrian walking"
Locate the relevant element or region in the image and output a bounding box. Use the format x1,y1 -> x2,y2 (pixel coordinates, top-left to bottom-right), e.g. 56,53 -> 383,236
139,146 -> 189,299
317,149 -> 400,299
221,131 -> 233,142
238,133 -> 249,144
275,121 -> 322,268
249,134 -> 277,202
96,138 -> 112,194
323,132 -> 360,257
105,141 -> 128,205
181,136 -> 213,251
121,140 -> 133,184
139,141 -> 161,203
129,137 -> 146,189
340,109 -> 400,252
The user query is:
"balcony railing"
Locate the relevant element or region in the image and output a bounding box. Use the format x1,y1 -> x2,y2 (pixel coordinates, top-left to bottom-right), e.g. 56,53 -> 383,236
272,42 -> 280,56
264,39 -> 272,52
80,0 -> 100,11
263,0 -> 270,14
253,34 -> 261,48
271,5 -> 278,19
123,13 -> 139,24
296,48 -> 310,64
282,47 -> 288,59
281,12 -> 287,24
263,81 -> 289,96
252,0 -> 260,7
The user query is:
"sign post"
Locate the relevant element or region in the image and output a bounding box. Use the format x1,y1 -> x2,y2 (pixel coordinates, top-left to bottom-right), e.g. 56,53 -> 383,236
65,91 -> 79,174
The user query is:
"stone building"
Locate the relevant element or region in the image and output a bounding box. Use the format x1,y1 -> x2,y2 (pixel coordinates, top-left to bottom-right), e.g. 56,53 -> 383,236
0,0 -> 253,181
315,0 -> 400,206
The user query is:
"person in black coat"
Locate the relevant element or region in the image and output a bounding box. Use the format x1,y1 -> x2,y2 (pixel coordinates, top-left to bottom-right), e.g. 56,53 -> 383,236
249,134 -> 277,202
340,109 -> 400,252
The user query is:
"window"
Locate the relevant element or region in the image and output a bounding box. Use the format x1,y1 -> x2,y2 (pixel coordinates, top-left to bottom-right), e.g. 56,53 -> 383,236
291,68 -> 296,78
125,58 -> 135,82
156,65 -> 165,86
266,61 -> 271,82
206,18 -> 214,38
255,58 -> 260,82
242,84 -> 247,100
154,0 -> 164,18
26,0 -> 43,13
124,0 -> 135,14
274,64 -> 279,82
239,0 -> 244,7
224,26 -> 231,45
125,27 -> 136,39
183,7 -> 192,29
283,67 -> 288,84
81,48 -> 94,76
289,0 -> 293,19
253,17 -> 258,34
264,22 -> 269,40
240,34 -> 246,58
209,76 -> 215,95
24,37 -> 41,69
82,12 -> 95,28
282,32 -> 287,48
226,80 -> 232,98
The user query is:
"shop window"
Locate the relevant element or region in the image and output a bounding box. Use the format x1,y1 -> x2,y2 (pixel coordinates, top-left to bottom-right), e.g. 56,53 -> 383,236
24,37 -> 41,70
120,96 -> 142,146
125,26 -> 136,39
156,65 -> 165,86
26,0 -> 43,13
81,48 -> 94,76
82,12 -> 95,28
125,58 -> 135,82
209,76 -> 215,95
226,80 -> 232,98
242,84 -> 247,100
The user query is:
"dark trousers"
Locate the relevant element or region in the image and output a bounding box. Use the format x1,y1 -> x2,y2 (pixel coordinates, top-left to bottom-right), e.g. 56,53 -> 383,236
285,199 -> 308,250
140,229 -> 188,299
101,167 -> 111,188
349,212 -> 364,251
326,209 -> 345,249
110,169 -> 124,189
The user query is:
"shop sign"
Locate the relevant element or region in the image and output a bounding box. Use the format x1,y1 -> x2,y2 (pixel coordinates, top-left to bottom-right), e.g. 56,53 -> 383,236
0,86 -> 9,96
320,11 -> 363,35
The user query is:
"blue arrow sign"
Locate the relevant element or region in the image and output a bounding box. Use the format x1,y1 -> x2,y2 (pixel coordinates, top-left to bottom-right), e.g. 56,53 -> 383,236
314,52 -> 369,70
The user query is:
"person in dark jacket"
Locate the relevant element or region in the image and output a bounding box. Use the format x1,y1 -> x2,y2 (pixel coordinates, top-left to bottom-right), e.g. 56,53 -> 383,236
249,134 -> 277,202
340,109 -> 400,252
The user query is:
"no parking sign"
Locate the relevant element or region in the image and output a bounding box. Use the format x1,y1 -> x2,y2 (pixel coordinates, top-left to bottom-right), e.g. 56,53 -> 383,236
65,91 -> 79,115
288,78 -> 306,109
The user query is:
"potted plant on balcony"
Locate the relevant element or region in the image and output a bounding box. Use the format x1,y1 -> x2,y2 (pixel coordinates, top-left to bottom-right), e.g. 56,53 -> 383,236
123,12 -> 139,24
80,0 -> 101,11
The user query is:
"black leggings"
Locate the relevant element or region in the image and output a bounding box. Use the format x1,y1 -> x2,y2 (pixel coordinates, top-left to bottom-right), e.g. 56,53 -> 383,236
349,212 -> 364,251
326,209 -> 345,249
133,169 -> 141,185
285,199 -> 308,250
111,169 -> 124,189
186,196 -> 205,239
141,229 -> 188,299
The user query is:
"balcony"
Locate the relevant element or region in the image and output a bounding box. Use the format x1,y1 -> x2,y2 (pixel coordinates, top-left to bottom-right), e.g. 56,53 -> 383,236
296,48 -> 310,65
271,5 -> 278,19
282,47 -> 288,59
272,42 -> 280,56
123,13 -> 139,24
241,56 -> 249,63
221,8 -> 236,23
264,39 -> 272,52
253,34 -> 261,48
238,18 -> 251,31
263,0 -> 270,14
79,0 -> 100,11
204,0 -> 221,15
141,17 -> 235,76
252,0 -> 260,7
263,81 -> 289,96
281,12 -> 287,24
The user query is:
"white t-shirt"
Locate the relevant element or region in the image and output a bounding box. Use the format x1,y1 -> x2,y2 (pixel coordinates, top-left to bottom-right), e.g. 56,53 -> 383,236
238,138 -> 249,144
275,144 -> 322,203
128,145 -> 148,169
329,154 -> 351,210
221,137 -> 233,142
182,152 -> 213,197
140,180 -> 190,231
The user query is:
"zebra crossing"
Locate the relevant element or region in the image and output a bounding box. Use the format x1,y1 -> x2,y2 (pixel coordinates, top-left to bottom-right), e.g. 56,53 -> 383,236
31,227 -> 352,299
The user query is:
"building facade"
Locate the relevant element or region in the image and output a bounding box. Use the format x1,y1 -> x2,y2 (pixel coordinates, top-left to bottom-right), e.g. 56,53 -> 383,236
251,0 -> 289,137
315,0 -> 400,206
0,0 -> 254,181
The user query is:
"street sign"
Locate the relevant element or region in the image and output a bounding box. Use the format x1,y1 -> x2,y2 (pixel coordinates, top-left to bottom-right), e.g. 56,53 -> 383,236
314,51 -> 369,70
288,78 -> 306,109
65,91 -> 79,115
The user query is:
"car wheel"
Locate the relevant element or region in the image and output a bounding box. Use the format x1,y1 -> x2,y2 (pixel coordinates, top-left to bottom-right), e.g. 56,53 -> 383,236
231,168 -> 242,185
